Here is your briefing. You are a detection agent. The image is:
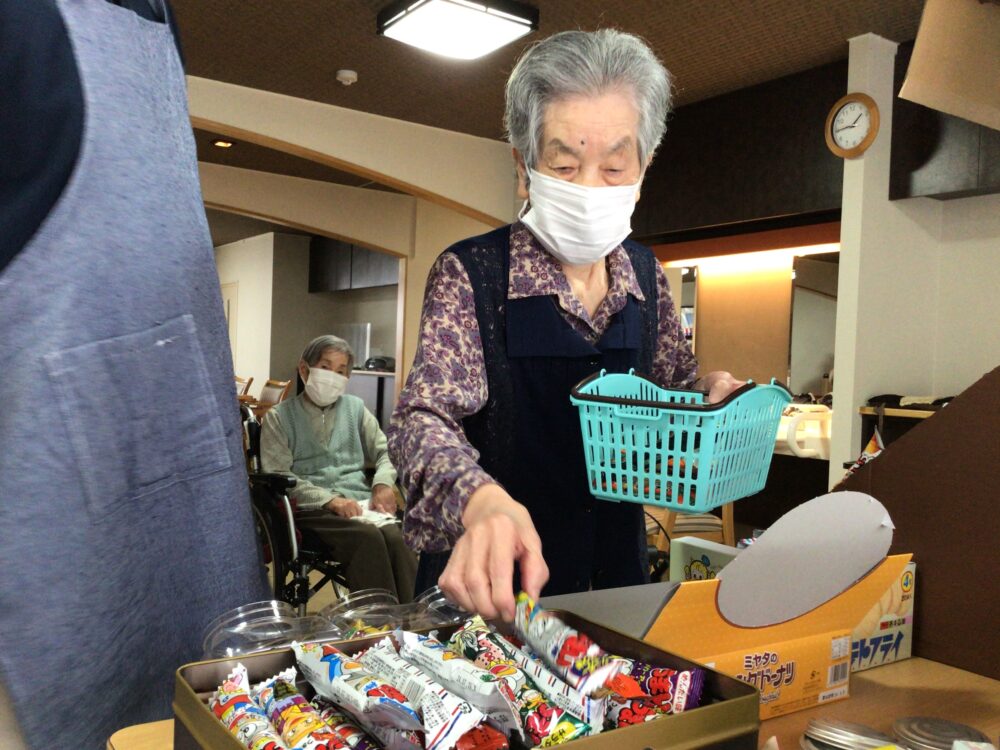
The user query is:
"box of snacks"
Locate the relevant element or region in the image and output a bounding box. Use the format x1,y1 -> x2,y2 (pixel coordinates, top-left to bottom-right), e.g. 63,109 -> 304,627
173,598 -> 758,750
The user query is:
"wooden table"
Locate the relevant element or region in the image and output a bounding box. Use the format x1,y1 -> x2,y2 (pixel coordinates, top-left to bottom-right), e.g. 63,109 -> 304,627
108,658 -> 999,750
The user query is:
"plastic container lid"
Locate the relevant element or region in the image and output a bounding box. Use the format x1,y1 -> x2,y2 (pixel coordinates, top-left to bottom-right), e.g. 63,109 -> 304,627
414,585 -> 470,626
201,602 -> 343,658
804,719 -> 895,750
893,717 -> 989,750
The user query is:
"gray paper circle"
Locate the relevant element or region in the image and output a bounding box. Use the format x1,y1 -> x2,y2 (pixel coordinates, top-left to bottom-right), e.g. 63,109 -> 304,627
716,491 -> 894,627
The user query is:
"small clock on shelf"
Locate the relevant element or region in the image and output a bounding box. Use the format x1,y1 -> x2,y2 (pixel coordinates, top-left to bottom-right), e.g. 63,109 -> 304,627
825,92 -> 880,159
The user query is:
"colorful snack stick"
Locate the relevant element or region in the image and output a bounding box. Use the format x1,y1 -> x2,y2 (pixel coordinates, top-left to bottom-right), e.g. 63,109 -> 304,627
314,696 -> 423,750
494,636 -> 606,731
396,630 -> 522,740
294,641 -> 423,731
618,659 -> 704,714
449,617 -> 591,747
513,594 -> 628,696
253,667 -> 346,750
312,697 -> 384,750
359,637 -> 485,750
209,664 -> 289,750
601,692 -> 662,729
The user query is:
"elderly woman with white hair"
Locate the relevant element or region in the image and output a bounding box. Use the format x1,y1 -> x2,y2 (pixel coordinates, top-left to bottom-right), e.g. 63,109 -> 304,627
388,30 -> 742,619
262,334 -> 417,602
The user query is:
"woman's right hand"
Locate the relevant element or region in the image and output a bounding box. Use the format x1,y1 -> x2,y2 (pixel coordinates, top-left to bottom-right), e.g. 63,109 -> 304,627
439,483 -> 549,622
325,496 -> 363,518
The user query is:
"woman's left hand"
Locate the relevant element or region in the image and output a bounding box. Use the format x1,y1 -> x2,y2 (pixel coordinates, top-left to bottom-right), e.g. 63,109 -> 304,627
696,371 -> 746,403
371,484 -> 398,515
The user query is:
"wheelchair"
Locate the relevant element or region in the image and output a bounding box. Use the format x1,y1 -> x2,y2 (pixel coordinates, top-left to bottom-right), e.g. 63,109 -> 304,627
240,404 -> 348,615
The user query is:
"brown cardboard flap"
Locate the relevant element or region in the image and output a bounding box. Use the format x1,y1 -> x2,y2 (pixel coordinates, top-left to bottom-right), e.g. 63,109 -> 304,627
899,0 -> 1000,131
837,366 -> 1000,679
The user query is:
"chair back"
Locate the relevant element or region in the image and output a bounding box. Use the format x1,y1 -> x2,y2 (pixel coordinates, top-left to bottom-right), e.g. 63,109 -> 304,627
235,375 -> 254,396
257,378 -> 292,407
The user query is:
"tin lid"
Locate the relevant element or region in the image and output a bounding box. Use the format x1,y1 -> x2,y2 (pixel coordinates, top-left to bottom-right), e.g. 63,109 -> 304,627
893,717 -> 989,750
806,719 -> 895,750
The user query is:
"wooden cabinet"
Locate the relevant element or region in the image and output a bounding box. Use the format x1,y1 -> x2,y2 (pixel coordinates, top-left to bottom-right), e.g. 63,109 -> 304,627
309,237 -> 399,292
634,61 -> 847,242
890,42 -> 1000,200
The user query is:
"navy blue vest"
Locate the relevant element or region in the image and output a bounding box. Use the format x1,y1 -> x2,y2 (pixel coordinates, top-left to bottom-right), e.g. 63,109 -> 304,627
415,226 -> 658,596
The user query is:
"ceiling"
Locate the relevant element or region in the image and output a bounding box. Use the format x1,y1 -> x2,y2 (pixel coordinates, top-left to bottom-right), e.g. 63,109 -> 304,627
177,0 -> 926,212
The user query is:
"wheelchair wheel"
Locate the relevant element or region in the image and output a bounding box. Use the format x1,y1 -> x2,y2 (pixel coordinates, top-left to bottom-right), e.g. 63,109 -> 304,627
252,502 -> 290,600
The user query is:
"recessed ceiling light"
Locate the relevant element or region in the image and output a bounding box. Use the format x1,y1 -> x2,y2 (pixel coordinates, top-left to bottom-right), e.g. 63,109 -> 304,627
377,0 -> 538,61
213,139 -> 234,149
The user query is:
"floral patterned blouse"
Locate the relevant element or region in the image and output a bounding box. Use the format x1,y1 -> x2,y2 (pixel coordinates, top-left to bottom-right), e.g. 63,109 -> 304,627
388,222 -> 697,553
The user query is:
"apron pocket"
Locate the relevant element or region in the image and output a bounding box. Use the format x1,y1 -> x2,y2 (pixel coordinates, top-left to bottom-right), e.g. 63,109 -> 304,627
43,314 -> 232,515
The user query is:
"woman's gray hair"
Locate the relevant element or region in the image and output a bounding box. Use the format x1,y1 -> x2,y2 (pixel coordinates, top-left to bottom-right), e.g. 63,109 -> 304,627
505,29 -> 673,173
300,334 -> 354,371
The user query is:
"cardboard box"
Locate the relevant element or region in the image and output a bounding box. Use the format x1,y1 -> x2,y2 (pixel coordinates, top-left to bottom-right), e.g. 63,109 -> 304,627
851,561 -> 916,672
644,491 -> 910,720
667,536 -> 740,582
174,611 -> 759,750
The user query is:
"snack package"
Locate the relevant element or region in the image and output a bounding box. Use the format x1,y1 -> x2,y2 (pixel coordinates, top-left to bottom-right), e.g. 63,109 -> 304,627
455,724 -> 509,750
209,664 -> 289,750
618,659 -> 704,714
311,697 -> 384,750
315,695 -> 423,750
359,637 -> 485,750
513,594 -> 629,696
449,617 -> 591,747
600,692 -> 662,729
293,641 -> 423,731
253,667 -> 346,750
487,631 -> 606,731
396,630 -> 522,740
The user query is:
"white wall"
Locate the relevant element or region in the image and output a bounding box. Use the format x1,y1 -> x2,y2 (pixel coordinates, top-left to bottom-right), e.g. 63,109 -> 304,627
324,284 -> 400,361
214,233 -> 274,398
931,194 -> 1000,395
830,34 -> 1000,486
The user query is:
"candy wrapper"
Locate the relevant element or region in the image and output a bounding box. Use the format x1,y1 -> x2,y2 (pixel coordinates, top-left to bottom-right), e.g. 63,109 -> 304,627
210,664 -> 289,750
449,617 -> 591,747
359,637 -> 485,750
600,691 -> 662,730
315,695 -> 423,750
492,636 -> 606,731
253,667 -> 346,750
396,630 -> 522,740
513,594 -> 628,696
312,697 -> 385,750
294,641 -> 423,731
618,659 -> 704,714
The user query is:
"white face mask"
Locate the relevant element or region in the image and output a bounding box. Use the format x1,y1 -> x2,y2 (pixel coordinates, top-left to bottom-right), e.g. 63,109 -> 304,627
518,168 -> 641,266
304,368 -> 348,407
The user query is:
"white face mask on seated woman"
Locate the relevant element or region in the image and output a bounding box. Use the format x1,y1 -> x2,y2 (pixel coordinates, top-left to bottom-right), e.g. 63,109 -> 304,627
518,167 -> 641,266
305,367 -> 348,407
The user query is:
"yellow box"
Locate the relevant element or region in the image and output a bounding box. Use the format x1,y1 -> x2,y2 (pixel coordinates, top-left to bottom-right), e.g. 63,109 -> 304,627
851,561 -> 916,672
644,553 -> 911,719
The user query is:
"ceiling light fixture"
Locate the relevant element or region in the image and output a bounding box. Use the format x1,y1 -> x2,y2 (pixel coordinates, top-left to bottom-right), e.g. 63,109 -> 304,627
213,139 -> 234,149
377,0 -> 538,61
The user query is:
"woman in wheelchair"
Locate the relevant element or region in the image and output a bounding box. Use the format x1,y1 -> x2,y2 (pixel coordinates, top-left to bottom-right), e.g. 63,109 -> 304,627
260,335 -> 418,602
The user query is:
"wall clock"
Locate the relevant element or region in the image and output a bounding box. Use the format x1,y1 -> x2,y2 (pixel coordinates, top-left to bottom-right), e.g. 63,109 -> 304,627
825,92 -> 880,159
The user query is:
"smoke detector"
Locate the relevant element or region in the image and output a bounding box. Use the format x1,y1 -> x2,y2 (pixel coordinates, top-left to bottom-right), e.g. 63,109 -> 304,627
336,69 -> 358,86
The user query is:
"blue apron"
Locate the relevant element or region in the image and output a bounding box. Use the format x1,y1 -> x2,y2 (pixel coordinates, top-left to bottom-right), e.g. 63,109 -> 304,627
0,1 -> 267,746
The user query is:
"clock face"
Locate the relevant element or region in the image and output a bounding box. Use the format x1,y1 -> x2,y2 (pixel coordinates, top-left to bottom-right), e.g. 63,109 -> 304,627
831,101 -> 871,149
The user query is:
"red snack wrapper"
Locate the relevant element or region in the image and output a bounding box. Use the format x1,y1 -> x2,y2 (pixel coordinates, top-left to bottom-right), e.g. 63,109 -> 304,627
513,594 -> 628,697
449,617 -> 591,747
456,724 -> 509,750
620,659 -> 705,714
312,697 -> 384,750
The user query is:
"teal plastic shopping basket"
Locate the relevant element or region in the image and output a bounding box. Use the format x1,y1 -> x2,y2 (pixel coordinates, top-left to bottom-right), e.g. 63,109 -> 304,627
570,370 -> 792,513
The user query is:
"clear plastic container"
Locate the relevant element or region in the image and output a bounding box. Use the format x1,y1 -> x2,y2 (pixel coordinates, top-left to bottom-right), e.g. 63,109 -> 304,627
320,588 -> 402,638
414,585 -> 470,626
201,602 -> 343,658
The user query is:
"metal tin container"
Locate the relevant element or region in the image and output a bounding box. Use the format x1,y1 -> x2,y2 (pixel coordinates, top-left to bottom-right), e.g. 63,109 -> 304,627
892,717 -> 989,750
802,718 -> 896,750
